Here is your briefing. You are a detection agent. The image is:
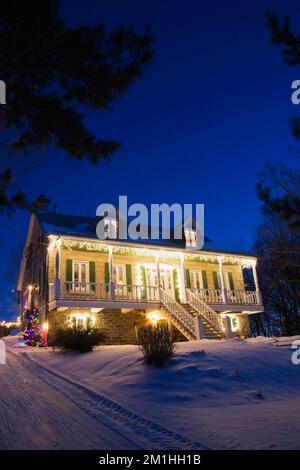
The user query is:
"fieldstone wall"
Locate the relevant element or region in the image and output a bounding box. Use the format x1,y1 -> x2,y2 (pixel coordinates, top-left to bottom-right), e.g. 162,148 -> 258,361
47,307 -> 187,344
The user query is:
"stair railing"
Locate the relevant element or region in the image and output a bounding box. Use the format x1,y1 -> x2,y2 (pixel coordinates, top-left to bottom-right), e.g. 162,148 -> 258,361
159,288 -> 196,340
186,288 -> 223,334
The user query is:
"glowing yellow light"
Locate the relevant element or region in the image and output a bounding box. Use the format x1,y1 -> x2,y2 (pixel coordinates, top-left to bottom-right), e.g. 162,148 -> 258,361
42,322 -> 49,332
147,311 -> 161,325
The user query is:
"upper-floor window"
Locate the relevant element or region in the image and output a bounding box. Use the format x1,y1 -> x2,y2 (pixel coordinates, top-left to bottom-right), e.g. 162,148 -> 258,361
104,218 -> 117,239
185,229 -> 197,248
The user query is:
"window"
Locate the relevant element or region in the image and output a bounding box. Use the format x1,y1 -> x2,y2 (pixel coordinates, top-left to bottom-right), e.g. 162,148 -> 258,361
73,261 -> 89,290
191,271 -> 203,289
185,229 -> 197,247
104,218 -> 117,239
113,265 -> 126,285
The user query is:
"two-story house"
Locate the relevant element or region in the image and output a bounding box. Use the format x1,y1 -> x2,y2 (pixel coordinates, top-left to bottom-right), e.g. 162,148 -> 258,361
17,211 -> 264,343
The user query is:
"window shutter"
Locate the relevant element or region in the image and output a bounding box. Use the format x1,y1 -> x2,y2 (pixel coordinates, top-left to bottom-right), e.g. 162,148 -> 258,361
104,262 -> 109,292
140,266 -> 146,299
89,261 -> 96,292
66,260 -> 72,291
202,271 -> 208,289
213,271 -> 220,289
126,264 -> 132,292
173,269 -> 180,302
228,272 -> 234,291
186,269 -> 191,288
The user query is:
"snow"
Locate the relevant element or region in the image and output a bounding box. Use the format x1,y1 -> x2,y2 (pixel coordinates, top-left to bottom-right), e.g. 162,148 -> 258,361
2,336 -> 300,449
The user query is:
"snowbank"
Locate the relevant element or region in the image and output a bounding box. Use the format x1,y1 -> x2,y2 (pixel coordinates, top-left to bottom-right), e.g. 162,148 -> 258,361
9,336 -> 300,449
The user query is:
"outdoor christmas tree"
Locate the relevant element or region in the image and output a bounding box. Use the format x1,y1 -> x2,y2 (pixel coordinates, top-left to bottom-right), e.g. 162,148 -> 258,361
23,308 -> 42,346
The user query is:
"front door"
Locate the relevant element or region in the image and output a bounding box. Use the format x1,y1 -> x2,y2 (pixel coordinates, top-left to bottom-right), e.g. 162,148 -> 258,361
144,266 -> 175,299
113,264 -> 126,296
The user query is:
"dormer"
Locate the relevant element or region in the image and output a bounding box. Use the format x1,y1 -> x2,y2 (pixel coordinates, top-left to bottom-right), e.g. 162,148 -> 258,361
184,228 -> 197,248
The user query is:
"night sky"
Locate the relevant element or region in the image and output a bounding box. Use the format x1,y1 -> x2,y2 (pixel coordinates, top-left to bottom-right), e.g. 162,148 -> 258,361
1,0 -> 299,319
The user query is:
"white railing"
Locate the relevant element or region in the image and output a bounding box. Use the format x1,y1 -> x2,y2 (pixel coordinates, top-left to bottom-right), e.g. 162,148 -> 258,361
186,288 -> 223,334
54,280 -> 160,303
159,288 -> 196,340
227,289 -> 259,305
189,287 -> 260,305
61,281 -> 110,300
189,288 -> 224,303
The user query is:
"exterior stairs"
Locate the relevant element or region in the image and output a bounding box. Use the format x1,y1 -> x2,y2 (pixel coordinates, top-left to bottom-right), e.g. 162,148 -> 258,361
181,303 -> 224,340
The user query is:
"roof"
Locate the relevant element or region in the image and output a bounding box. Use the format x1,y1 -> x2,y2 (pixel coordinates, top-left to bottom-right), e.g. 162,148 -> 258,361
35,211 -> 255,257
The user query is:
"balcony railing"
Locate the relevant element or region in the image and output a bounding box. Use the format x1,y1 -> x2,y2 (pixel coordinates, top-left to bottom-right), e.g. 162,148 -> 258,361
49,280 -> 261,306
49,280 -> 160,303
188,287 -> 261,305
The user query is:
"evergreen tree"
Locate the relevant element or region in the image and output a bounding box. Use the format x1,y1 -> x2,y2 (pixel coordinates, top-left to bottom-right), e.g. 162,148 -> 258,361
23,308 -> 42,346
0,0 -> 153,211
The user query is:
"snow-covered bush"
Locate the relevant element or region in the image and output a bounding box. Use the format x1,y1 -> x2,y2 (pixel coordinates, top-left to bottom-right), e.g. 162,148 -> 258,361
137,324 -> 175,366
48,328 -> 104,353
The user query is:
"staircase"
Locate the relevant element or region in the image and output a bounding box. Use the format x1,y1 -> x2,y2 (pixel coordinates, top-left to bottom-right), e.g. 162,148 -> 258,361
181,303 -> 224,340
159,288 -> 197,341
159,288 -> 224,341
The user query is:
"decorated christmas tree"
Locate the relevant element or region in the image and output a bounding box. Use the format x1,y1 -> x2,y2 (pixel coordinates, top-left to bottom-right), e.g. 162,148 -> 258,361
23,308 -> 42,346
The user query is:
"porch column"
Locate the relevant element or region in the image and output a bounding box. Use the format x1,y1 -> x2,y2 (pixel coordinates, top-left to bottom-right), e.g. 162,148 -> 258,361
109,246 -> 115,300
252,261 -> 262,304
155,254 -> 161,287
180,253 -> 187,303
218,256 -> 228,303
194,316 -> 204,339
54,239 -> 61,298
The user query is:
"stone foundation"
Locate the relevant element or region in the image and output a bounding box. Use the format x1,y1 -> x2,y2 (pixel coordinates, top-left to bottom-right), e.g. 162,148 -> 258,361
47,307 -> 186,344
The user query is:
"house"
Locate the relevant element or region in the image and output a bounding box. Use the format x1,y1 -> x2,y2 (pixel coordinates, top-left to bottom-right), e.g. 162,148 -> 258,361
17,211 -> 264,343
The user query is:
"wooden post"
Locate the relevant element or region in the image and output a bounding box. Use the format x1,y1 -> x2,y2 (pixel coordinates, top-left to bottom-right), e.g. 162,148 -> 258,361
218,256 -> 228,303
109,246 -> 115,300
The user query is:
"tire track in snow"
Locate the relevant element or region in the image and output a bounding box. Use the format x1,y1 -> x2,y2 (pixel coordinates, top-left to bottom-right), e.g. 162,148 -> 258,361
22,352 -> 207,450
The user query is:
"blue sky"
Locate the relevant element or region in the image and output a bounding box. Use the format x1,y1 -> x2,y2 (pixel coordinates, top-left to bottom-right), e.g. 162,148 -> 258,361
1,0 -> 300,319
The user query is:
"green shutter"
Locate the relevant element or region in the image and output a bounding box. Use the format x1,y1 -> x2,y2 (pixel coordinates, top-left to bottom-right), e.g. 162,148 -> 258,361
202,270 -> 208,289
186,269 -> 191,288
66,260 -> 72,291
228,272 -> 234,291
173,269 -> 180,302
89,261 -> 96,291
126,264 -> 132,293
213,271 -> 220,289
104,262 -> 109,292
140,266 -> 146,299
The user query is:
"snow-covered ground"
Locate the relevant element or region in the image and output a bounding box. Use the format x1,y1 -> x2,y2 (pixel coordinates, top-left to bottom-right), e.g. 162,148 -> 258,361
2,336 -> 300,449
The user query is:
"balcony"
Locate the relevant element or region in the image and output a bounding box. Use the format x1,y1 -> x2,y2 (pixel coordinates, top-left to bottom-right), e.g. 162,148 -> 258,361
48,280 -> 263,312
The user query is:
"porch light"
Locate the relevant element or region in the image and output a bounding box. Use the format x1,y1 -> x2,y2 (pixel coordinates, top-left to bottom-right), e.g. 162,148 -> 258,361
147,311 -> 161,326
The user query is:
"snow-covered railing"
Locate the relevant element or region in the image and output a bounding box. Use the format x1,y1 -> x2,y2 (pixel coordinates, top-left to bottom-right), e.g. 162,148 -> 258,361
186,288 -> 223,334
159,288 -> 197,340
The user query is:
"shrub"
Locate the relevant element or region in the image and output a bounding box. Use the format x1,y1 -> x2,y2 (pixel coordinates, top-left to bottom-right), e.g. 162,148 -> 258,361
48,328 -> 103,353
0,325 -> 10,338
137,324 -> 176,366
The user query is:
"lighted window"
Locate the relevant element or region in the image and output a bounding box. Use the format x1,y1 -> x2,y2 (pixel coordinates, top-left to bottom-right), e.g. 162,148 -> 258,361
185,229 -> 197,247
104,218 -> 117,239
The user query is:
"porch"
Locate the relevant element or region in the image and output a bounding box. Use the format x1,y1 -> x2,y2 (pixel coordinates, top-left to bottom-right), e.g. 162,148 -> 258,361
48,279 -> 263,310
